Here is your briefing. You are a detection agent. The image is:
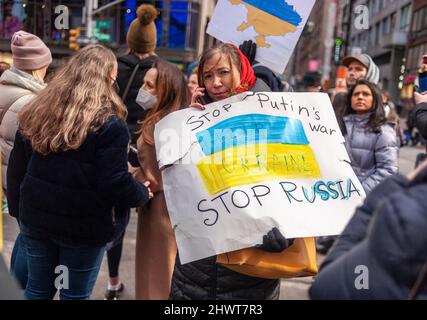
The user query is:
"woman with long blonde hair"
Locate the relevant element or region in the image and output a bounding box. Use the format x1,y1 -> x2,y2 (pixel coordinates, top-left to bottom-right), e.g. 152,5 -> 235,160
134,60 -> 189,299
7,44 -> 153,300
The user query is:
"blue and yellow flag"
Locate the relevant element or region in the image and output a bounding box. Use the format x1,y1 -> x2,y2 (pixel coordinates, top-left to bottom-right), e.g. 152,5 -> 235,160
239,0 -> 303,26
196,114 -> 321,195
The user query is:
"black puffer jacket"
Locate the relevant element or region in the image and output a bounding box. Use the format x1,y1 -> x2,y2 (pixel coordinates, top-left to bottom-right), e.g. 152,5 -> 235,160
117,53 -> 159,144
170,78 -> 280,300
170,254 -> 280,300
8,116 -> 149,247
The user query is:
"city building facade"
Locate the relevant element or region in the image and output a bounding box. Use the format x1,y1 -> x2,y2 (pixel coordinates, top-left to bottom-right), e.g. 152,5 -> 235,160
0,0 -> 216,68
291,0 -> 338,90
348,0 -> 412,102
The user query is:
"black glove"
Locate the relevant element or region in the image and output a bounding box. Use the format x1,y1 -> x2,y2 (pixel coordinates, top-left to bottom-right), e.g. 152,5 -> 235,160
257,227 -> 292,253
239,40 -> 257,65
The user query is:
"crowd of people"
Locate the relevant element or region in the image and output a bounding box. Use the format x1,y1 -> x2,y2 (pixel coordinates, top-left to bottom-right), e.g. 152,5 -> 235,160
0,3 -> 427,300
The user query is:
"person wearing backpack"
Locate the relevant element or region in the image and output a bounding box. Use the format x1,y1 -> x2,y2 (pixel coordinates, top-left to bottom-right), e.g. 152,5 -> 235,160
117,4 -> 160,148
104,4 -> 160,300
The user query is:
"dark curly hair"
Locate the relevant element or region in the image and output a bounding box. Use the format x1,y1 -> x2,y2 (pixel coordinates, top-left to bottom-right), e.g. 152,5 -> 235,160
340,79 -> 386,135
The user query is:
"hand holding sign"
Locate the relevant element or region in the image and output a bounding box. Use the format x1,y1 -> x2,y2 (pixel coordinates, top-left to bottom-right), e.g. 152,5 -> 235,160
259,227 -> 290,253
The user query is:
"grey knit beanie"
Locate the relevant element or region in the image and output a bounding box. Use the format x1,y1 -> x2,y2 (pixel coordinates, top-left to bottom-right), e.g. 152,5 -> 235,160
11,30 -> 52,70
343,53 -> 380,85
364,54 -> 380,85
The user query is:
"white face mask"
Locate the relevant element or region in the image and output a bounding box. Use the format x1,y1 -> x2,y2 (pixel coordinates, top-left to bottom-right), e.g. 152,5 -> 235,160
136,88 -> 157,110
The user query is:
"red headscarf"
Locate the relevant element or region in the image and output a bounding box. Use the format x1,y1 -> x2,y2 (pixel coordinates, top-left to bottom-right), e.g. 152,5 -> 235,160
228,44 -> 256,94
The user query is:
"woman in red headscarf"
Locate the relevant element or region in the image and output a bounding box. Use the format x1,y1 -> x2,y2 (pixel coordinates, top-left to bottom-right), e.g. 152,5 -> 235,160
190,43 -> 267,108
169,43 -> 290,300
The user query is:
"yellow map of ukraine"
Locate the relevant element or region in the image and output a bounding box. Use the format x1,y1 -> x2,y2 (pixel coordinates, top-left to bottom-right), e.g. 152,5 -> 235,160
229,0 -> 302,48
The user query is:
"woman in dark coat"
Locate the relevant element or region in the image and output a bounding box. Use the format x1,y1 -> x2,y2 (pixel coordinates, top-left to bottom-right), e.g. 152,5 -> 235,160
7,44 -> 152,300
117,4 -> 160,145
105,3 -> 160,300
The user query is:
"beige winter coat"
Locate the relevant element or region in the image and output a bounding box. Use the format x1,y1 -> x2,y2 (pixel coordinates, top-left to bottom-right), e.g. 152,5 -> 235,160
0,68 -> 45,192
134,134 -> 177,300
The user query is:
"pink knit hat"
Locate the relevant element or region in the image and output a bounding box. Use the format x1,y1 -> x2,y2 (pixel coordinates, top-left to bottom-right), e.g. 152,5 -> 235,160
11,31 -> 52,70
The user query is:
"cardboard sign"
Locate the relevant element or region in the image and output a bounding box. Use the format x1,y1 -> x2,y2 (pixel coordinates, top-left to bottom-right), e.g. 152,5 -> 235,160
155,92 -> 365,264
207,0 -> 316,74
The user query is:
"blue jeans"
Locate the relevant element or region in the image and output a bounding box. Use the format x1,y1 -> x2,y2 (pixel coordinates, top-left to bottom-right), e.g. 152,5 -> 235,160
20,233 -> 105,300
10,233 -> 28,289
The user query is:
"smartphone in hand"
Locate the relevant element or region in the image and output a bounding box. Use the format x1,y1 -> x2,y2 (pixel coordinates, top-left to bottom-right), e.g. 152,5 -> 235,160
197,95 -> 208,105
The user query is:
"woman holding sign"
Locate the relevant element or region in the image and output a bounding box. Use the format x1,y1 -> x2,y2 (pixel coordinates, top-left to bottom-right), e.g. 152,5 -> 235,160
340,79 -> 398,193
133,60 -> 190,299
170,43 -> 291,300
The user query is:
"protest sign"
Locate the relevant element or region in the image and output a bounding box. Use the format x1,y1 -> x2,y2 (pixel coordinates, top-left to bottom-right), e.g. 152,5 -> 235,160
155,92 -> 365,264
207,0 -> 316,74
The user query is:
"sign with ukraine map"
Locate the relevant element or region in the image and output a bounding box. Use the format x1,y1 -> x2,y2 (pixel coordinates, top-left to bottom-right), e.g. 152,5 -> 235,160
155,92 -> 365,264
207,0 -> 316,74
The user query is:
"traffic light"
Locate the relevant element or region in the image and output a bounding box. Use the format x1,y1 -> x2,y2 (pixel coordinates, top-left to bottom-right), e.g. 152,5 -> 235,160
69,28 -> 81,51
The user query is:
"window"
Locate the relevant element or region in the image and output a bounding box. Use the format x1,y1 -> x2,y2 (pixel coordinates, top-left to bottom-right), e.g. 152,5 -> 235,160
400,4 -> 412,32
375,22 -> 380,45
423,7 -> 427,31
368,0 -> 374,18
369,26 -> 375,46
390,12 -> 397,33
154,0 -> 199,49
412,10 -> 421,32
168,1 -> 188,49
384,16 -> 391,34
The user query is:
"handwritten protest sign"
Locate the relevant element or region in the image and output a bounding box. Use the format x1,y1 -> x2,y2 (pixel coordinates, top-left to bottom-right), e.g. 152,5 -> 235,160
207,0 -> 316,74
155,92 -> 365,264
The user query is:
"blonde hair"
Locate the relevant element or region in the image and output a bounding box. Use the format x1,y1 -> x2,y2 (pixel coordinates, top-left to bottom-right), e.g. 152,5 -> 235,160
31,69 -> 45,82
18,44 -> 127,155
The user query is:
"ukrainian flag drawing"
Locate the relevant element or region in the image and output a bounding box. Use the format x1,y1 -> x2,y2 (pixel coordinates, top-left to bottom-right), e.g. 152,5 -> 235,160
196,114 -> 321,195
